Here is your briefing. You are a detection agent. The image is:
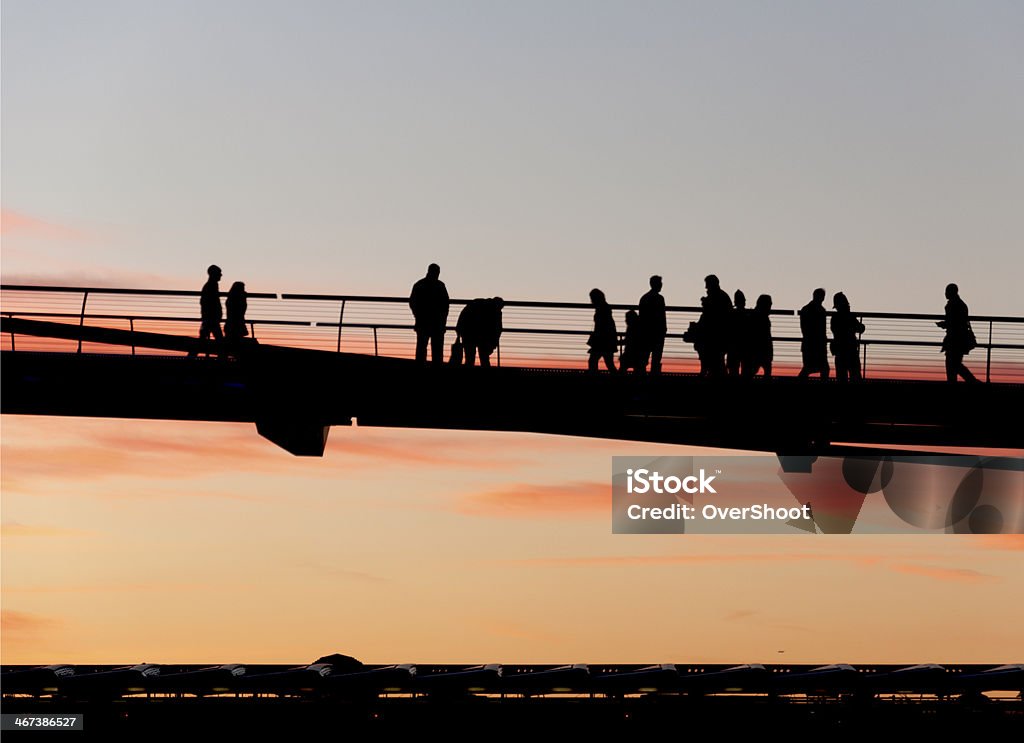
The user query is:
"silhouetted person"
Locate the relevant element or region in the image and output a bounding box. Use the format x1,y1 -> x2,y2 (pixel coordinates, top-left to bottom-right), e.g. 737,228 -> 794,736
224,281 -> 249,346
638,275 -> 667,374
619,309 -> 643,374
937,283 -> 980,383
456,297 -> 503,367
798,288 -> 830,379
587,289 -> 617,372
189,264 -> 223,357
409,263 -> 450,365
747,294 -> 774,378
830,292 -> 864,382
698,274 -> 732,378
727,289 -> 750,377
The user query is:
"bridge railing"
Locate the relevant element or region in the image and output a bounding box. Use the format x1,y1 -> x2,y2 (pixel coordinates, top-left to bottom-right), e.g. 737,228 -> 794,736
2,284 -> 1023,382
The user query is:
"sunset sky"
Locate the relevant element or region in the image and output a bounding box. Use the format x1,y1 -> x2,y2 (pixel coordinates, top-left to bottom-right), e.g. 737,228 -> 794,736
2,1 -> 1023,665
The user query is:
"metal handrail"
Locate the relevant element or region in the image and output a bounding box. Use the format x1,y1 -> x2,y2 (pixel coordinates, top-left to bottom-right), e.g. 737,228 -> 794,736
4,283 -> 1022,323
3,284 -> 1023,382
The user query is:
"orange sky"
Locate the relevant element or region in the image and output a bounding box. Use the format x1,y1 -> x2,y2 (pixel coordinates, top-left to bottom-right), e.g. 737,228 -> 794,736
2,414 -> 1022,666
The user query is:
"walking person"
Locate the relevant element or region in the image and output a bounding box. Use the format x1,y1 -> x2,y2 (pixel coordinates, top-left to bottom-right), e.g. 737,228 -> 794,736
937,283 -> 980,383
830,292 -> 864,381
798,288 -> 830,379
409,263 -> 450,365
189,264 -> 224,357
587,289 -> 617,372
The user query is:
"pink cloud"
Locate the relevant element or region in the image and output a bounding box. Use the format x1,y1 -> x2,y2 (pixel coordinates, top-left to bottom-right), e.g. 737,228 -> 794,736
1,522 -> 95,538
0,210 -> 86,240
0,610 -> 61,634
977,535 -> 1024,551
0,419 -> 550,495
888,563 -> 997,583
457,481 -> 609,517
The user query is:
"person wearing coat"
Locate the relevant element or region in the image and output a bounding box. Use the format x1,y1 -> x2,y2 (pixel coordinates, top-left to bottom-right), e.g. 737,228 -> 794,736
587,288 -> 617,372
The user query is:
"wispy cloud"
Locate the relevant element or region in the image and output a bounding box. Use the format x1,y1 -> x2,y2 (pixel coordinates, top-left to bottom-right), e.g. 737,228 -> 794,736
0,610 -> 62,634
457,481 -> 608,517
723,609 -> 757,621
297,562 -> 390,584
0,419 -> 550,495
510,553 -> 881,568
1,522 -> 95,538
976,535 -> 1024,551
2,580 -> 251,595
505,552 -> 999,584
0,210 -> 87,241
1,269 -> 185,289
888,563 -> 997,583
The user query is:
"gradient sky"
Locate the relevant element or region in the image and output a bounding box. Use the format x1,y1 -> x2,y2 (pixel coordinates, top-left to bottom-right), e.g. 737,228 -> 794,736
2,0 -> 1023,312
2,1 -> 1023,665
3,416 -> 1023,665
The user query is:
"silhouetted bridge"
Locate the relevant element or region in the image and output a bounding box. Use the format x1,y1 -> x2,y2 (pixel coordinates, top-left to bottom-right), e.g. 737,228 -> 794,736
2,285 -> 1023,455
2,659 -> 1020,737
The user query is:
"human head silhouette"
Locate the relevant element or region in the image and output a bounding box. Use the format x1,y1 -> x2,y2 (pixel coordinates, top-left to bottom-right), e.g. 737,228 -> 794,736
705,275 -> 720,291
649,275 -> 662,292
427,263 -> 441,279
207,265 -> 222,280
813,288 -> 826,303
833,292 -> 849,312
494,297 -> 505,310
625,309 -> 638,325
755,294 -> 772,312
734,289 -> 746,309
589,288 -> 606,306
230,281 -> 245,294
945,283 -> 959,300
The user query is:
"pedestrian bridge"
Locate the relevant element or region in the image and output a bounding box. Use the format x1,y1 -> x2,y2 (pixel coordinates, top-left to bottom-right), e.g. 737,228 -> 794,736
2,284 -> 1022,456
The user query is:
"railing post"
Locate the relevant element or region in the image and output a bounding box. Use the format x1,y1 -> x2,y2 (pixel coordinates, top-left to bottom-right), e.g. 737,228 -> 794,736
336,300 -> 346,353
77,290 -> 89,354
249,321 -> 256,340
858,316 -> 865,379
986,321 -> 992,384
129,318 -> 135,356
373,327 -> 378,357
496,340 -> 501,367
8,313 -> 15,352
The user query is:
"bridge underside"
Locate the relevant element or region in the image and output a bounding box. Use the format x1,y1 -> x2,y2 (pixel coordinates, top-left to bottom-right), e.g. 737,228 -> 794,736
3,344 -> 1021,456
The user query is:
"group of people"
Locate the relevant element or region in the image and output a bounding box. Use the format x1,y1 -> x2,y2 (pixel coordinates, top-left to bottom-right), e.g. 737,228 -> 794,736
192,263 -> 982,383
586,274 -> 779,378
594,277 -> 979,383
